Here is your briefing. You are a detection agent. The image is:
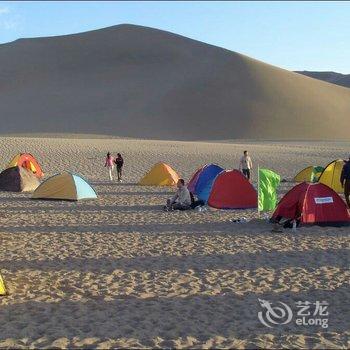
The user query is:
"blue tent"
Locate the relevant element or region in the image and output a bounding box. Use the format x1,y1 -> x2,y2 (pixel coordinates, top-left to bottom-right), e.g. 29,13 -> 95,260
194,164 -> 224,202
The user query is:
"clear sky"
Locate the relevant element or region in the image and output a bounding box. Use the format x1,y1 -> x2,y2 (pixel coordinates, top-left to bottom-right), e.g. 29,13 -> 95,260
0,1 -> 349,73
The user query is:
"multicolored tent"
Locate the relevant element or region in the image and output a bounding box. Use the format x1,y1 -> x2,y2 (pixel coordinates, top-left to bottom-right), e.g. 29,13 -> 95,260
0,273 -> 7,296
32,172 -> 97,201
139,162 -> 179,186
7,153 -> 44,178
318,159 -> 345,193
208,170 -> 257,209
187,164 -> 224,202
272,182 -> 350,226
0,166 -> 40,192
294,166 -> 324,183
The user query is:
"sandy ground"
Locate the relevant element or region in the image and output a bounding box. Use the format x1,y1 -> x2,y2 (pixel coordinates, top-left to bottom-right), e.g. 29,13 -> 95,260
0,136 -> 349,349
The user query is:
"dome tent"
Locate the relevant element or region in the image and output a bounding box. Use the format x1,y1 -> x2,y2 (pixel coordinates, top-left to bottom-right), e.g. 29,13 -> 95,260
32,172 -> 97,201
208,170 -> 257,209
272,182 -> 350,226
318,159 -> 345,193
294,165 -> 324,183
0,166 -> 40,192
139,162 -> 179,186
0,273 -> 6,296
188,164 -> 224,202
7,153 -> 44,178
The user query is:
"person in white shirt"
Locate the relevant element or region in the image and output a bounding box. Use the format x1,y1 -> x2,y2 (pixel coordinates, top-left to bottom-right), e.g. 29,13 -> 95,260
164,179 -> 192,211
239,150 -> 253,181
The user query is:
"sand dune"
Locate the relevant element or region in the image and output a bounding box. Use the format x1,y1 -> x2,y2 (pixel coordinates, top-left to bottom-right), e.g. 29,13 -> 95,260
296,71 -> 350,88
0,136 -> 349,348
1,24 -> 350,140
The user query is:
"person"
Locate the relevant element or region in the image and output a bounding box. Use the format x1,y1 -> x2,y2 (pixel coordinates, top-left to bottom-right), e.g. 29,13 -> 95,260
239,150 -> 253,181
190,192 -> 205,209
164,179 -> 192,211
340,156 -> 350,208
104,152 -> 115,181
114,153 -> 124,182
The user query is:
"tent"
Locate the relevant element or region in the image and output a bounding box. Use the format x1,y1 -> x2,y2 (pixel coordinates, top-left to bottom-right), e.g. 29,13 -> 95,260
0,166 -> 40,192
318,159 -> 345,193
187,167 -> 203,193
7,153 -> 44,178
208,170 -> 258,209
272,182 -> 350,226
32,172 -> 97,201
139,162 -> 179,186
0,273 -> 6,296
294,166 -> 324,183
188,164 -> 224,202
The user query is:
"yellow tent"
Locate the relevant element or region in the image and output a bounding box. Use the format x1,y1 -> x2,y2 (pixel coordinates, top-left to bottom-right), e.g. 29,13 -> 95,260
139,162 -> 180,186
318,159 -> 345,193
0,273 -> 7,296
294,165 -> 324,183
32,172 -> 97,201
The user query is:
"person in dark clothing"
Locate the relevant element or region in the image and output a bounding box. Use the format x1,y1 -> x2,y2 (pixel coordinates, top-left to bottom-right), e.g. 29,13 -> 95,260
190,192 -> 205,209
340,156 -> 350,208
114,153 -> 124,182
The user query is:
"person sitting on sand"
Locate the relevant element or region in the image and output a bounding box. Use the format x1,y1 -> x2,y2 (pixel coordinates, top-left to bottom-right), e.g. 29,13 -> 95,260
114,153 -> 124,182
341,155 -> 350,208
104,152 -> 115,181
164,179 -> 192,211
190,192 -> 205,209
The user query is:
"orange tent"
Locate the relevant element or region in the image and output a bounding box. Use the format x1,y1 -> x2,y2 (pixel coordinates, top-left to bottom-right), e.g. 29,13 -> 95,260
7,153 -> 44,178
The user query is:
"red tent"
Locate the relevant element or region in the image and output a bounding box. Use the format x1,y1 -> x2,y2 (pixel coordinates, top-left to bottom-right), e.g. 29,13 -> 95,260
272,182 -> 350,226
208,170 -> 257,209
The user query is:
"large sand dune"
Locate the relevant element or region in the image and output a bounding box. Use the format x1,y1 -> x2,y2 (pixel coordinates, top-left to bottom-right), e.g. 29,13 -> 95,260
1,24 -> 350,141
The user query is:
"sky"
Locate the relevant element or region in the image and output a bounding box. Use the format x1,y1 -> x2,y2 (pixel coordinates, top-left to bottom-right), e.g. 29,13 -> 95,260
0,1 -> 349,73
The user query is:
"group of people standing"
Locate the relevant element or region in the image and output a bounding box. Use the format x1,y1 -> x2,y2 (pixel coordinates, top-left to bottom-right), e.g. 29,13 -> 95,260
105,152 -> 124,182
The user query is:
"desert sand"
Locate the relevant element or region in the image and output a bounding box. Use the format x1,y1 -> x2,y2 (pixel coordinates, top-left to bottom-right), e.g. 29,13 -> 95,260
0,136 -> 349,349
1,24 -> 350,141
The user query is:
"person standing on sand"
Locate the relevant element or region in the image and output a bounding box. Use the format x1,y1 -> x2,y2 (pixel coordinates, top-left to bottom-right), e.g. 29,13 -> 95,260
104,152 -> 115,181
239,150 -> 253,181
340,155 -> 350,208
114,153 -> 124,182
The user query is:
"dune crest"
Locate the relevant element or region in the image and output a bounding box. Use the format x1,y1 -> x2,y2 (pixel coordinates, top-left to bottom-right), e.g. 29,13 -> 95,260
1,24 -> 349,140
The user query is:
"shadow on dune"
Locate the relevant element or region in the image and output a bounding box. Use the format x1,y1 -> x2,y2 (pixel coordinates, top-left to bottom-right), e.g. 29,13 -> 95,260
1,249 -> 348,273
0,204 -> 164,212
0,288 -> 347,343
0,221 -> 238,233
0,219 -> 348,236
96,191 -> 169,196
90,182 -> 139,186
